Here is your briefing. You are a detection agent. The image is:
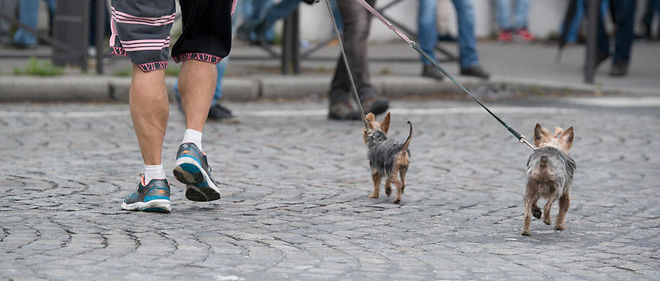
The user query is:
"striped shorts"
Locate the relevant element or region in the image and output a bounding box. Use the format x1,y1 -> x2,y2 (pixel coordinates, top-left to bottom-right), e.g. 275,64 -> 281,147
109,0 -> 236,72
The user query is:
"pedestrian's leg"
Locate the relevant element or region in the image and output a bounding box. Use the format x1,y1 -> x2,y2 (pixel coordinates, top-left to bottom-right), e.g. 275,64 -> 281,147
418,0 -> 445,79
122,65 -> 172,212
178,60 -> 217,132
453,0 -> 479,69
328,0 -> 372,120
610,0 -> 636,76
214,58 -> 228,102
329,0 -> 343,30
329,0 -> 387,118
171,0 -> 231,202
418,0 -> 438,62
129,66 -> 169,166
596,1 -> 610,59
565,0 -> 584,44
642,0 -> 654,29
112,0 -> 175,212
13,0 -> 39,47
495,0 -> 511,31
611,0 -> 636,63
513,0 -> 530,30
331,0 -> 375,91
257,0 -> 302,40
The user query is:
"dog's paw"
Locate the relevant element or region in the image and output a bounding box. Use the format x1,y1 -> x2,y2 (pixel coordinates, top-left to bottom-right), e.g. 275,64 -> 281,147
368,193 -> 379,199
385,186 -> 392,196
532,208 -> 542,219
521,230 -> 531,236
554,224 -> 566,231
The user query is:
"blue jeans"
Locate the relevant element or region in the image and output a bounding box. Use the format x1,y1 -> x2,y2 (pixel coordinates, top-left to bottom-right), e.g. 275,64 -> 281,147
563,0 -> 608,43
495,0 -> 529,31
237,0 -> 274,42
418,0 -> 479,69
261,0 -> 343,32
564,0 -> 584,43
598,0 -> 636,63
13,0 -> 56,47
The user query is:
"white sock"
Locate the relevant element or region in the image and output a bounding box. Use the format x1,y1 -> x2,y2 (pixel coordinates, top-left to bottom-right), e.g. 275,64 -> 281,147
182,129 -> 203,151
144,164 -> 166,184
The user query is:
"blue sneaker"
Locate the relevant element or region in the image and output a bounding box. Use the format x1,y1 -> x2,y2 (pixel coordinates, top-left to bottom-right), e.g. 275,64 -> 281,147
173,143 -> 221,202
122,175 -> 171,212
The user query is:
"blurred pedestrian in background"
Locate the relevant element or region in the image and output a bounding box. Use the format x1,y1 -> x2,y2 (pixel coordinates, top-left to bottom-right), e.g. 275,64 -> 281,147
236,0 -> 275,44
418,0 -> 490,80
13,0 -> 56,48
0,0 -> 18,45
640,0 -> 659,39
597,0 -> 637,76
495,0 -> 534,42
250,0 -> 342,44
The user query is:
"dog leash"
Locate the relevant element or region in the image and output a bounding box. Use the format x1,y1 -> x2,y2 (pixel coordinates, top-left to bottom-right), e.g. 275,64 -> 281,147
321,0 -> 535,150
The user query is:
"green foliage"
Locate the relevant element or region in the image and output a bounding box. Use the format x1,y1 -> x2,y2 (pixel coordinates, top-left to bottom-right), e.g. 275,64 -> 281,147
164,66 -> 180,76
14,57 -> 64,76
114,68 -> 132,77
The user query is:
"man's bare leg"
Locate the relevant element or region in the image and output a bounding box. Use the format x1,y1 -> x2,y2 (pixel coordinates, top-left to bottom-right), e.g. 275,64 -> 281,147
178,60 -> 217,132
172,59 -> 221,202
129,64 -> 169,166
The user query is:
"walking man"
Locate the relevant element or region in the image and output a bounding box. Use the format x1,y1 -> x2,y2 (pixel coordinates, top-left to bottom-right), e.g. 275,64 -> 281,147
110,0 -> 235,212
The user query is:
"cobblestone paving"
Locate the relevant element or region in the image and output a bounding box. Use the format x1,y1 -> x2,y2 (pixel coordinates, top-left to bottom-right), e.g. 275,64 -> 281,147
1,98 -> 658,280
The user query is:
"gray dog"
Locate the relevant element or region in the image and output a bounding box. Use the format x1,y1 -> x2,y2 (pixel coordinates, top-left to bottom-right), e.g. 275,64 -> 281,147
363,112 -> 413,204
522,123 -> 576,236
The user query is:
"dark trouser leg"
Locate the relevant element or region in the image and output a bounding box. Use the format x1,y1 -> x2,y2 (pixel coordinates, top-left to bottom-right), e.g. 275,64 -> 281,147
611,0 -> 636,64
329,0 -> 375,102
596,0 -> 610,57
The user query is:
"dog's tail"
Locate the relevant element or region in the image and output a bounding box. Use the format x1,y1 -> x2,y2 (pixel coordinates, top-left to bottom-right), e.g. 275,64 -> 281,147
401,121 -> 413,152
539,155 -> 548,169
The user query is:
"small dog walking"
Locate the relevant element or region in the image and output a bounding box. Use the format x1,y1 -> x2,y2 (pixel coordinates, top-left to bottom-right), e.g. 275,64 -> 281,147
363,112 -> 413,204
521,123 -> 576,236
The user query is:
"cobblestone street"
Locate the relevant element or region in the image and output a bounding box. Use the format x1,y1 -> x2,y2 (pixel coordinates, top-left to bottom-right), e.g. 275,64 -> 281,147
1,97 -> 658,280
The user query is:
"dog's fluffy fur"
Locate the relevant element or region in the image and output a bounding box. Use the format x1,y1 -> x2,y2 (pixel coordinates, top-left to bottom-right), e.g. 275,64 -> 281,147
521,123 -> 576,236
363,112 -> 412,204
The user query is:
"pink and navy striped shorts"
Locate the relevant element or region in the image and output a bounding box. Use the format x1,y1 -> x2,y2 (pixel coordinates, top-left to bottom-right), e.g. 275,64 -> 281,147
110,0 -> 236,72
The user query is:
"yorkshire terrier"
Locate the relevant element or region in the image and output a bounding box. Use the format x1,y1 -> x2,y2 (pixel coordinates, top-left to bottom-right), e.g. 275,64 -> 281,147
521,123 -> 576,236
363,112 -> 413,204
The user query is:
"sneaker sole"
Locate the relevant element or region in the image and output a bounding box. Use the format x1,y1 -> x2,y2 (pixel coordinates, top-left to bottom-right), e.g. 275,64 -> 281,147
173,158 -> 221,202
122,199 -> 171,213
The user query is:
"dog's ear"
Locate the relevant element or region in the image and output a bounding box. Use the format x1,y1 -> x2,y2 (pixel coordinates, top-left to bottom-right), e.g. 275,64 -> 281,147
380,112 -> 391,134
365,113 -> 376,129
559,126 -> 574,152
534,123 -> 551,147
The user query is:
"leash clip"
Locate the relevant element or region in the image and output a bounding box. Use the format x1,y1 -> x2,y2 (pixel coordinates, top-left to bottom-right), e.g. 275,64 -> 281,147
519,135 -> 536,150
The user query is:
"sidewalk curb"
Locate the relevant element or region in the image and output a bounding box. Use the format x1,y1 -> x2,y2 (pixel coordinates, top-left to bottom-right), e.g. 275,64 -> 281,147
0,75 -> 649,103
